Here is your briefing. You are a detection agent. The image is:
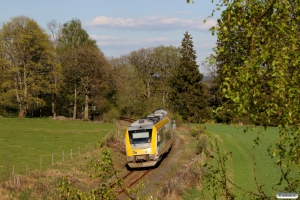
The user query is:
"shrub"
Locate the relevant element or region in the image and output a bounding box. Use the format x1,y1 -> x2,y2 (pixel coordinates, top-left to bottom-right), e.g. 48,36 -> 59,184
196,134 -> 212,156
104,131 -> 117,146
190,126 -> 206,138
172,112 -> 183,127
102,108 -> 120,123
190,126 -> 212,156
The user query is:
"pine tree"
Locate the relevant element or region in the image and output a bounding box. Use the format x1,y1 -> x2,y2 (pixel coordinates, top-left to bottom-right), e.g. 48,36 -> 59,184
169,31 -> 209,123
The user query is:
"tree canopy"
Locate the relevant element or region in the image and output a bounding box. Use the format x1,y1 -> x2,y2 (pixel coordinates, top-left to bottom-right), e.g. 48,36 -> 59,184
0,16 -> 55,117
109,45 -> 181,116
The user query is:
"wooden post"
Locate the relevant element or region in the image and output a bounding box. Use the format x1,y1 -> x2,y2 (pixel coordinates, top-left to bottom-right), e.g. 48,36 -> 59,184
116,121 -> 118,135
40,157 -> 42,171
62,150 -> 64,162
52,154 -> 54,165
71,149 -> 72,159
78,146 -> 80,156
26,164 -> 28,175
12,165 -> 14,176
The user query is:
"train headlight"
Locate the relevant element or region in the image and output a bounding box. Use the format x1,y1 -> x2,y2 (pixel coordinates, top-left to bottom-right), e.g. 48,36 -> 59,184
144,148 -> 151,154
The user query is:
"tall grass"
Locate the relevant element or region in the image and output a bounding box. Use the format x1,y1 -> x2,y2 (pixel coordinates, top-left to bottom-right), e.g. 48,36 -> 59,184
0,118 -> 115,180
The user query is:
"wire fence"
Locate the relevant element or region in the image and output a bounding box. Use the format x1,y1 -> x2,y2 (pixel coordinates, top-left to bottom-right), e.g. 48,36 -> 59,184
1,142 -> 103,182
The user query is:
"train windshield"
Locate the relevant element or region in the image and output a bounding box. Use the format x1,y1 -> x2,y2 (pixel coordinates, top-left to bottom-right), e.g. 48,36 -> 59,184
129,129 -> 152,144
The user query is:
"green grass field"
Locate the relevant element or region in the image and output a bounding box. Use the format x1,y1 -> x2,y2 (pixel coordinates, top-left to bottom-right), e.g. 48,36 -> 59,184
0,118 -> 115,180
184,124 -> 290,199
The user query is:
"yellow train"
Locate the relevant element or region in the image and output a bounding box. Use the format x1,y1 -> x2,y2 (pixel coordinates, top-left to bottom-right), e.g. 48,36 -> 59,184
124,109 -> 176,168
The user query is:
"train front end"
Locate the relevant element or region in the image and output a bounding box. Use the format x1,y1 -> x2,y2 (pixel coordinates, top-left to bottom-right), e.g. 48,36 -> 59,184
125,119 -> 161,168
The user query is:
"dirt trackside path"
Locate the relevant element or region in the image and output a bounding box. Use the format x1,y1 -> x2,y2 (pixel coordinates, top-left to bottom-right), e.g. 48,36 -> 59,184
131,127 -> 201,200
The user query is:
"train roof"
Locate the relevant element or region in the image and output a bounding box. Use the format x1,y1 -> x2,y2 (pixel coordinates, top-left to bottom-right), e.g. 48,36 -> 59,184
128,109 -> 169,131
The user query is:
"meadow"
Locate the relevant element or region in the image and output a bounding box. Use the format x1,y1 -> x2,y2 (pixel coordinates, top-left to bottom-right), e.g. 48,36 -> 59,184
0,117 -> 115,180
184,124 -> 288,199
0,118 -> 295,199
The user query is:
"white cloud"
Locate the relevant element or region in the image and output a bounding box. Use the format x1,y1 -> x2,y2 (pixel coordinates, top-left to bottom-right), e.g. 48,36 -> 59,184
90,34 -> 171,46
83,15 -> 217,31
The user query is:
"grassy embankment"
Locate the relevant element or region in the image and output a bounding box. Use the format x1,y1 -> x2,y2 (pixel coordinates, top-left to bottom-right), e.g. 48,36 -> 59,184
0,117 -> 115,180
184,124 -> 289,199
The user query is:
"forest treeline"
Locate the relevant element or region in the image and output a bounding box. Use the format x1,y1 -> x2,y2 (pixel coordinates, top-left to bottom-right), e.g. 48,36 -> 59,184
0,16 -> 215,123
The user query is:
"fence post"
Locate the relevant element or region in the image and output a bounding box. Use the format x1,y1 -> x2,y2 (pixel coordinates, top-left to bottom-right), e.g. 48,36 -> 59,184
26,164 -> 28,175
71,149 -> 72,159
62,150 -> 64,162
40,157 -> 42,171
78,146 -> 80,156
115,119 -> 120,136
52,154 -> 54,165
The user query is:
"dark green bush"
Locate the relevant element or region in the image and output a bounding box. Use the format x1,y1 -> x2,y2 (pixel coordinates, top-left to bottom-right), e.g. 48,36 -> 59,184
172,112 -> 183,127
190,126 -> 212,156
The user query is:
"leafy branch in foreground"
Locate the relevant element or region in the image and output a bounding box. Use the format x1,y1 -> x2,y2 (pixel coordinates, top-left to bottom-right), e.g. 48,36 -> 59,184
204,0 -> 300,195
58,148 -> 120,199
59,142 -> 148,199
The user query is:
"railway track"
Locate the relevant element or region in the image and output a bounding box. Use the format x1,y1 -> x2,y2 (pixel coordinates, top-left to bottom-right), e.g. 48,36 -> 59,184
111,168 -> 152,200
119,117 -> 136,123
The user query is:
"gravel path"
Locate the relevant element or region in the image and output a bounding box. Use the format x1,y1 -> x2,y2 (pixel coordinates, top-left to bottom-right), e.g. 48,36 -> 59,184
136,133 -> 186,199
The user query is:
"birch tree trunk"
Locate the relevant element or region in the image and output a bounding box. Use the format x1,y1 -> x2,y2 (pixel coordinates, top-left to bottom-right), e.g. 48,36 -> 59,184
52,93 -> 57,118
84,94 -> 89,120
73,83 -> 77,119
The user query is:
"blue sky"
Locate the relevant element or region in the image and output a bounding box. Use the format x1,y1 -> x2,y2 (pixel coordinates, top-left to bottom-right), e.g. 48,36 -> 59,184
1,0 -> 221,74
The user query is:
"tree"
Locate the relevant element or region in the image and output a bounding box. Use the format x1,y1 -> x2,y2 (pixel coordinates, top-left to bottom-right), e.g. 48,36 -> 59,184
201,55 -> 234,123
57,18 -> 100,120
169,32 -> 209,123
60,45 -> 110,120
0,16 -> 55,117
151,46 -> 181,108
0,40 -> 13,116
109,56 -> 145,116
128,48 -> 157,112
47,20 -> 63,118
57,19 -> 96,50
206,0 -> 300,196
128,46 -> 181,113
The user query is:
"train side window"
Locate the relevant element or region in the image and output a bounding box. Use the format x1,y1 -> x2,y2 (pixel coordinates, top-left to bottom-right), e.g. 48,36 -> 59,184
165,121 -> 170,132
158,128 -> 165,143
